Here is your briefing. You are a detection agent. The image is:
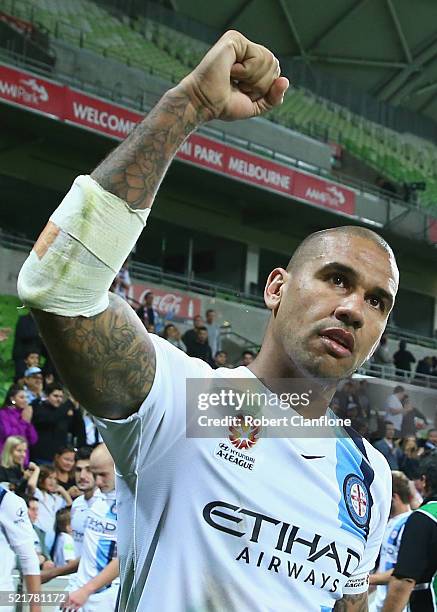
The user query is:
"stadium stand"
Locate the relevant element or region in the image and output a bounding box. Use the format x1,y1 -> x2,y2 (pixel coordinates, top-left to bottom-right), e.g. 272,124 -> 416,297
269,88 -> 437,210
0,0 -> 189,81
1,0 -> 437,210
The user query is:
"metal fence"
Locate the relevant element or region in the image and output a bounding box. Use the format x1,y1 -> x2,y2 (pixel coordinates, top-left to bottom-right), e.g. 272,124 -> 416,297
359,361 -> 437,389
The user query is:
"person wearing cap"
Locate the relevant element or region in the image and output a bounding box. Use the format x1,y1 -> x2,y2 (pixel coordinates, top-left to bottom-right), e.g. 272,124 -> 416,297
383,456 -> 437,611
23,366 -> 45,404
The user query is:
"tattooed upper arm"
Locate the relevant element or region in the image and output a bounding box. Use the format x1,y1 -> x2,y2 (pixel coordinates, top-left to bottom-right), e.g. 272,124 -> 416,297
333,592 -> 368,612
32,293 -> 156,420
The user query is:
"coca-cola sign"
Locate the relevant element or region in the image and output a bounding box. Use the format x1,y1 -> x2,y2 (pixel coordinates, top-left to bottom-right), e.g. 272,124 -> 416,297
130,284 -> 201,321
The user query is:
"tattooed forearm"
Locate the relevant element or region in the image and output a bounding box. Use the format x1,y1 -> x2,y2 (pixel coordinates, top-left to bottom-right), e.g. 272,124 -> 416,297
32,293 -> 155,419
91,88 -> 210,210
333,592 -> 368,612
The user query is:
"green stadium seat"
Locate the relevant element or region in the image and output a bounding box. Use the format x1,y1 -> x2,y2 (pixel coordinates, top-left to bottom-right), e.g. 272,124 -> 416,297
1,0 -> 436,209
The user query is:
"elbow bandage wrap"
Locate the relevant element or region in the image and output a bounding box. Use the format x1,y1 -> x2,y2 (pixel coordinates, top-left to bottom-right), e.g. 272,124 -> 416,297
17,175 -> 150,317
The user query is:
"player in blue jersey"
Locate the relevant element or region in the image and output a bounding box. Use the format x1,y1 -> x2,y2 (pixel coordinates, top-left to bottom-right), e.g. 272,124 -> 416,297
70,447 -> 104,559
369,471 -> 411,611
19,30 -> 399,611
61,444 -> 118,612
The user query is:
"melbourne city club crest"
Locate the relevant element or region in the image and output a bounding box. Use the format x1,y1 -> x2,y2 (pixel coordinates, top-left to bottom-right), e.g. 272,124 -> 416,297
228,416 -> 260,450
343,474 -> 370,528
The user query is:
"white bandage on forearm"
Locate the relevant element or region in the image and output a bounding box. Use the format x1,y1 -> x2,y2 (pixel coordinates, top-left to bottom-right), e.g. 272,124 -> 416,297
17,175 -> 150,317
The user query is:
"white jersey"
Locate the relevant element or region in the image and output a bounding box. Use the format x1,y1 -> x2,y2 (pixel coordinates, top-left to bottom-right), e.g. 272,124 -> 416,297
0,486 -> 40,588
74,490 -> 118,591
71,489 -> 104,557
374,511 -> 411,610
53,532 -> 76,567
95,335 -> 391,612
34,488 -> 66,551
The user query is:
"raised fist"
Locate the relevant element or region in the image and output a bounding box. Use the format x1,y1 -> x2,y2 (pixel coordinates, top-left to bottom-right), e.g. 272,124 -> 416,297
179,30 -> 289,121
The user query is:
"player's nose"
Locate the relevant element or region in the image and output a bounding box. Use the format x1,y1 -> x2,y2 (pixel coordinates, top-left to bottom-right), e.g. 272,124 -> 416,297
334,293 -> 364,330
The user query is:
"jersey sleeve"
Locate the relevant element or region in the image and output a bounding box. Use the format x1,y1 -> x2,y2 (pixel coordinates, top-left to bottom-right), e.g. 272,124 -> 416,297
0,491 -> 40,575
342,448 -> 392,595
94,335 -> 211,476
392,511 -> 435,581
63,533 -> 76,562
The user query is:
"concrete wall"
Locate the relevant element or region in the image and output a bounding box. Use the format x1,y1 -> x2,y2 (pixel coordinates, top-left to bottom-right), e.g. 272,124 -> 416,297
0,246 -> 27,297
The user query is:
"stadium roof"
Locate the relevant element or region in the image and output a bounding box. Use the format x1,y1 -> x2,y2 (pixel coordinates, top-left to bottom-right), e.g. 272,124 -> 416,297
170,0 -> 437,124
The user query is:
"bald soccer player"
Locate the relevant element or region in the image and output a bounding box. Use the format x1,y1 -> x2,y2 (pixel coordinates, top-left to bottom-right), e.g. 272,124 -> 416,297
18,31 -> 397,611
62,444 -> 119,612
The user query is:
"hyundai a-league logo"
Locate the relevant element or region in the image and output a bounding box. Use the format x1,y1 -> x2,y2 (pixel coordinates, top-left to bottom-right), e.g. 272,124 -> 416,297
228,416 -> 260,450
343,474 -> 369,528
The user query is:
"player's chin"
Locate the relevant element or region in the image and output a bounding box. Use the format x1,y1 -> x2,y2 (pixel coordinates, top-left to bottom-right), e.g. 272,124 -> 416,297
309,352 -> 357,380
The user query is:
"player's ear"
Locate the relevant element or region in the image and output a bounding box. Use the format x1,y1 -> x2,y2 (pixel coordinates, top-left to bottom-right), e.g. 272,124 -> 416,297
264,268 -> 287,313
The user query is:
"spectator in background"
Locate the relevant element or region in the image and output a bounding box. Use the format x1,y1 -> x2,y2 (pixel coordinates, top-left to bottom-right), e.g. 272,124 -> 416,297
62,393 -> 86,450
373,421 -> 403,470
356,379 -> 371,420
12,312 -> 43,375
400,395 -> 427,437
335,380 -> 359,417
415,355 -> 433,379
213,350 -> 229,369
423,428 -> 437,455
384,385 -> 407,437
393,340 -> 416,376
162,324 -> 186,352
398,437 -> 424,480
82,411 -> 103,447
51,507 -> 75,568
23,366 -> 44,405
26,496 -> 54,570
0,386 -> 38,462
375,175 -> 397,196
240,350 -> 255,367
34,465 -> 72,552
30,385 -> 75,464
182,315 -> 204,353
53,446 -> 77,497
136,292 -> 160,330
373,335 -> 392,367
431,356 -> 437,377
14,348 -> 41,382
42,373 -> 54,390
111,257 -> 131,301
0,435 -> 40,496
186,326 -> 213,365
205,309 -> 221,357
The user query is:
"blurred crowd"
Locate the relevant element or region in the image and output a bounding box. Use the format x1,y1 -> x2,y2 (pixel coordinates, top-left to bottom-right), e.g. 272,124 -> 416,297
373,335 -> 437,382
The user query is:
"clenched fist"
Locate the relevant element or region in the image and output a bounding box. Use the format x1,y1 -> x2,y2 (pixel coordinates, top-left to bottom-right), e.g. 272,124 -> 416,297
179,30 -> 289,121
